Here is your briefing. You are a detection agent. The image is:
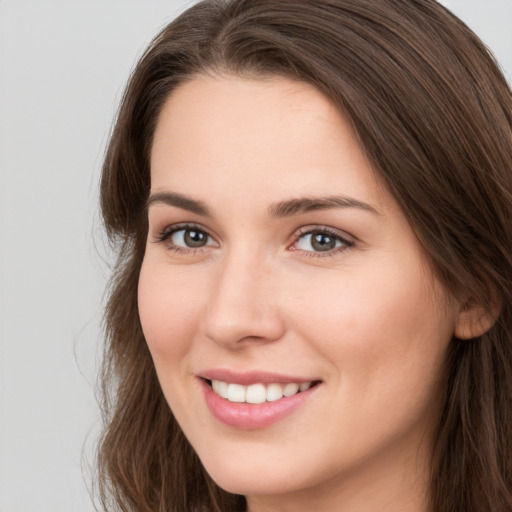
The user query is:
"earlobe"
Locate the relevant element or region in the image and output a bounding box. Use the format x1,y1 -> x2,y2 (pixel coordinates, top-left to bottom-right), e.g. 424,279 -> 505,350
454,297 -> 501,340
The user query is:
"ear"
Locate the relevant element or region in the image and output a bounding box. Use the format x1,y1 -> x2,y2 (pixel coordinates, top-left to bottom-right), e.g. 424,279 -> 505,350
454,296 -> 502,340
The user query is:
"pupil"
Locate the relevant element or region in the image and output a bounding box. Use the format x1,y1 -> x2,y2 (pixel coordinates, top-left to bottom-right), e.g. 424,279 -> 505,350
184,230 -> 207,247
311,231 -> 336,251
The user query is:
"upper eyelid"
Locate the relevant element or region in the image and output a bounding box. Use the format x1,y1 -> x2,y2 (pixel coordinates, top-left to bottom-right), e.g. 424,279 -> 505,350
157,222 -> 215,238
293,225 -> 355,243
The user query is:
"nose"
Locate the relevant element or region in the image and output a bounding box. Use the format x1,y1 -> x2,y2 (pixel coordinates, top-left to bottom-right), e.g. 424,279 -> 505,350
201,250 -> 285,349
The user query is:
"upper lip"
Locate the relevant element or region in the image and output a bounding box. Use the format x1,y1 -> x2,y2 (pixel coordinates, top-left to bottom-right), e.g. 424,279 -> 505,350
198,369 -> 320,386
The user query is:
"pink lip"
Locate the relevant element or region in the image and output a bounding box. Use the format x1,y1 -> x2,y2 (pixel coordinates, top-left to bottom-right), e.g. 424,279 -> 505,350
198,371 -> 321,430
199,368 -> 317,385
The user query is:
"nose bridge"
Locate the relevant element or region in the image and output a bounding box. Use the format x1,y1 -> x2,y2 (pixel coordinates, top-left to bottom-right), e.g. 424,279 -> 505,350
202,245 -> 283,347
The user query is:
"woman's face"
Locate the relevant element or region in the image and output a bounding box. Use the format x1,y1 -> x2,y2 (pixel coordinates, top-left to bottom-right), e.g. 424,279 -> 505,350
139,75 -> 460,509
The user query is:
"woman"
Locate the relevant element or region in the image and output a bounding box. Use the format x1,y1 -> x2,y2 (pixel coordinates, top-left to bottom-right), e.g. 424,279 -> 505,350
97,1 -> 512,511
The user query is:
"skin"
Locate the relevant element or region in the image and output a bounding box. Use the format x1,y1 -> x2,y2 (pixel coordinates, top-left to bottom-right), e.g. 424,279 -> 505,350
138,74 -> 469,512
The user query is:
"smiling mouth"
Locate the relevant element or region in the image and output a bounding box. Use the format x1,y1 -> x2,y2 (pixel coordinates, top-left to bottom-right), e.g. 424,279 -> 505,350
205,379 -> 321,404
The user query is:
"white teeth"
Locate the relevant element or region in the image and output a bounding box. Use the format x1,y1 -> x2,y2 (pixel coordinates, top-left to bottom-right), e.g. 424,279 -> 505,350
210,379 -> 313,403
227,383 -> 246,402
212,379 -> 221,394
299,382 -> 311,392
246,383 -> 267,404
212,379 -> 228,398
266,383 -> 284,402
219,381 -> 229,398
283,382 -> 299,397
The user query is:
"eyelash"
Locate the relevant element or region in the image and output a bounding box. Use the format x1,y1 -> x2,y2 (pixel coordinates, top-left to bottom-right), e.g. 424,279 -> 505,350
153,223 -> 216,255
153,223 -> 354,257
291,226 -> 354,258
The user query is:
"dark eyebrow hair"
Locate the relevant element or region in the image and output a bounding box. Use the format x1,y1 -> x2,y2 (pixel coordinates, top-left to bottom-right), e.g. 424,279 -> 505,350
269,195 -> 380,217
146,192 -> 211,216
146,191 -> 379,218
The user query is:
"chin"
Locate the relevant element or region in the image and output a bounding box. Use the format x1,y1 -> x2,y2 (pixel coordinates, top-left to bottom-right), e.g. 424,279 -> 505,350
197,447 -> 322,498
208,469 -> 298,497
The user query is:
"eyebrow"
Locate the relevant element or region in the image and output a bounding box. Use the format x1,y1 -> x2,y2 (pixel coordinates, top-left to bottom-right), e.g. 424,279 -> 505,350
146,192 -> 212,216
268,195 -> 380,217
146,191 -> 379,217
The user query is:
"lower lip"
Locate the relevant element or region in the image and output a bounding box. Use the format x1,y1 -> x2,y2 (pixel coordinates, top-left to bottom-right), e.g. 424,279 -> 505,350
200,379 -> 319,429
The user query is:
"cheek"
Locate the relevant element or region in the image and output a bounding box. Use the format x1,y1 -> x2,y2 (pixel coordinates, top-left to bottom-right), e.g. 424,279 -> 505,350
287,257 -> 454,387
285,263 -> 454,454
137,258 -> 204,362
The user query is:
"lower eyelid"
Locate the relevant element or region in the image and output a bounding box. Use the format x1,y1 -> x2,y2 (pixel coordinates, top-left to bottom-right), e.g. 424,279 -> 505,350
166,244 -> 209,255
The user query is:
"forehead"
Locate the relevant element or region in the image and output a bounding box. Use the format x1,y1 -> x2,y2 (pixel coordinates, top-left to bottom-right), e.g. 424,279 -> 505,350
151,74 -> 342,163
150,74 -> 387,214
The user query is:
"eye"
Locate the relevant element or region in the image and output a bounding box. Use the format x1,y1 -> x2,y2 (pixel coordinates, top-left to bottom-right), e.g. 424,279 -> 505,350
154,223 -> 218,252
291,227 -> 354,255
171,227 -> 212,248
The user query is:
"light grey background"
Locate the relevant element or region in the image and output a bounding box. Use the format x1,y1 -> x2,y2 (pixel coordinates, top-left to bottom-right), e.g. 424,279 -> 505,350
0,1 -> 510,511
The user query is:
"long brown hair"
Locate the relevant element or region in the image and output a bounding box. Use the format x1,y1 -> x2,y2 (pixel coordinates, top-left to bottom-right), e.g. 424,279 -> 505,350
97,1 -> 512,510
